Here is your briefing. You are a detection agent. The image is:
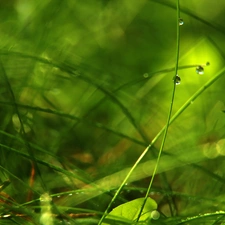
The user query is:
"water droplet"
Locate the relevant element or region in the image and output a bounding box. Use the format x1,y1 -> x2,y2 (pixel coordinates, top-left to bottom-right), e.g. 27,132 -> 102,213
174,75 -> 181,85
143,73 -> 149,78
151,210 -> 160,220
3,214 -> 11,218
196,66 -> 204,75
179,18 -> 184,26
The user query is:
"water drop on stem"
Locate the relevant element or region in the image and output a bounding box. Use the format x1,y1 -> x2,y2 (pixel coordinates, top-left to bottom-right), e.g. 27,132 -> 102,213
174,75 -> 181,85
179,18 -> 184,26
196,66 -> 204,75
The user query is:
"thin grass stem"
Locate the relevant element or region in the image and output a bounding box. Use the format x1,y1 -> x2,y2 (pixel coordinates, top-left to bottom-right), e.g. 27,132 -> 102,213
98,1 -> 181,224
135,0 -> 181,222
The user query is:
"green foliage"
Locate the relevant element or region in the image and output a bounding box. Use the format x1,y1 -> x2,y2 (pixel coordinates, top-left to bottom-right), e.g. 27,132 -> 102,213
0,0 -> 225,224
102,197 -> 158,225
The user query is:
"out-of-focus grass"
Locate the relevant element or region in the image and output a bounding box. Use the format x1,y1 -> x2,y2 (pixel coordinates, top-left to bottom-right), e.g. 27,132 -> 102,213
0,0 -> 225,224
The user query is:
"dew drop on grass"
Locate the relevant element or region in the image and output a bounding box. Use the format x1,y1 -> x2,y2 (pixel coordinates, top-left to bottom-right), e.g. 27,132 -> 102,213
143,73 -> 149,78
174,75 -> 181,85
151,210 -> 160,220
196,66 -> 204,75
179,18 -> 184,26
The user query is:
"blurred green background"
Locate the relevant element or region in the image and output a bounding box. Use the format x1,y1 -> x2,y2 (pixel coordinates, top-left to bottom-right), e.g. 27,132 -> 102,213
0,0 -> 225,223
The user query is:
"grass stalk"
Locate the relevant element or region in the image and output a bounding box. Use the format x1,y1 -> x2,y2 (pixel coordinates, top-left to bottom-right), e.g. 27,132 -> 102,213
135,0 -> 181,221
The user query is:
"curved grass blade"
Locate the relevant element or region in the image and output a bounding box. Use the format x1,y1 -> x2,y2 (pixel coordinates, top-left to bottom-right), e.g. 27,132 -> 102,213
135,0 -> 181,220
